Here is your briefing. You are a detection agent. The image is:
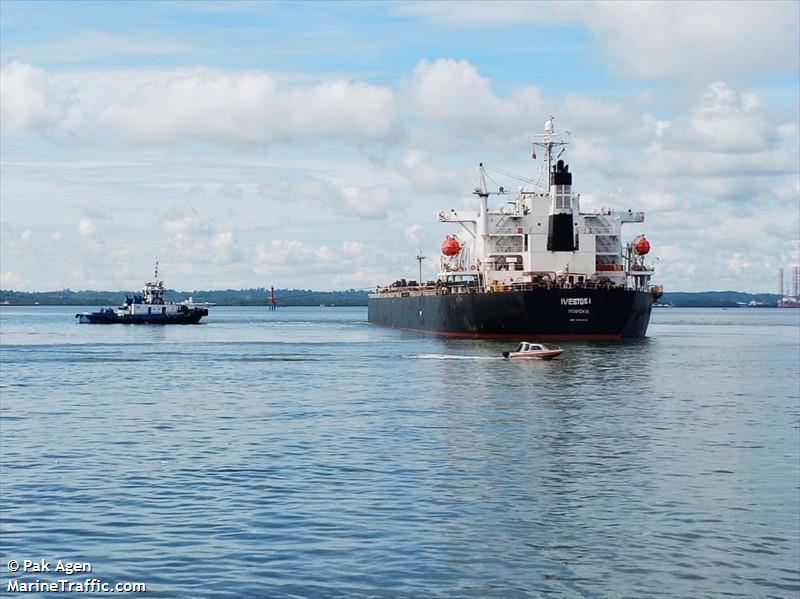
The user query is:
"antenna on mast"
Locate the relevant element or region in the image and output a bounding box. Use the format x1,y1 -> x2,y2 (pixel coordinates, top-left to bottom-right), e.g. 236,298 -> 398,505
154,258 -> 159,282
532,116 -> 570,190
416,251 -> 426,284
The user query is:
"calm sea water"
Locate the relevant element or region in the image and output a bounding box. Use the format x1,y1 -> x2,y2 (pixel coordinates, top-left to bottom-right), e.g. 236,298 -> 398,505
1,306 -> 798,598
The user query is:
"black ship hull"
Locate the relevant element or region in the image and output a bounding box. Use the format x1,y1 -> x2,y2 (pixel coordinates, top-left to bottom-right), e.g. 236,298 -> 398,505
368,288 -> 653,339
76,308 -> 208,324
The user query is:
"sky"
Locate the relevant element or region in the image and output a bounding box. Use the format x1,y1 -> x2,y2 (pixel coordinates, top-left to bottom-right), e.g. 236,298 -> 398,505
1,0 -> 798,293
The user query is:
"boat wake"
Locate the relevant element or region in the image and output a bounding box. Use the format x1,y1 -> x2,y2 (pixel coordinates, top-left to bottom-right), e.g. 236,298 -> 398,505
412,354 -> 503,361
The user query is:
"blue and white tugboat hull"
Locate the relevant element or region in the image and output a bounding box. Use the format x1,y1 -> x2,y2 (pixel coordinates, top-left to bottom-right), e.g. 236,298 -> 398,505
76,307 -> 208,324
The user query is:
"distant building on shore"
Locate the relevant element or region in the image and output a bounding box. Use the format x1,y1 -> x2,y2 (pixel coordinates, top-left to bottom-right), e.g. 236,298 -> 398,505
777,266 -> 800,308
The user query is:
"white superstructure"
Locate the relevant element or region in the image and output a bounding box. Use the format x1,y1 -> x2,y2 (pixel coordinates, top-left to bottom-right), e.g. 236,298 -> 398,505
436,117 -> 659,295
115,259 -> 191,317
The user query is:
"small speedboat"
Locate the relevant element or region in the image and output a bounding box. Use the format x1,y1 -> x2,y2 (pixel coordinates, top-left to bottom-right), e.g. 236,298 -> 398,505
502,342 -> 564,360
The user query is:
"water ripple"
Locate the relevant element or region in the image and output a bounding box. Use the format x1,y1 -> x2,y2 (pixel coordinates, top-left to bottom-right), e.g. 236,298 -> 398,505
1,306 -> 798,598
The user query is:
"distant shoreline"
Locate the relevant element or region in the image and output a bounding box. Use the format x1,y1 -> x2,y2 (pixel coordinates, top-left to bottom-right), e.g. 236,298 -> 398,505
0,288 -> 370,308
0,289 -> 786,308
0,304 -> 791,309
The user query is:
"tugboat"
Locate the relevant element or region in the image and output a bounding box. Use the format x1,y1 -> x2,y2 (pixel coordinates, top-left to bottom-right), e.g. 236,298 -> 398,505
368,117 -> 663,339
75,260 -> 208,324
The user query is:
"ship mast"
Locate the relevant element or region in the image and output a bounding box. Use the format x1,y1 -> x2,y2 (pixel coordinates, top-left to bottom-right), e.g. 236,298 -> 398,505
142,257 -> 165,305
545,117 -> 553,182
474,163 -> 490,276
532,116 -> 569,191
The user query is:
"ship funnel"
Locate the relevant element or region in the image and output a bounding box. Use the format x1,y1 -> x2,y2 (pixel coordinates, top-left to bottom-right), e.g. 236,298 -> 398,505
547,160 -> 576,252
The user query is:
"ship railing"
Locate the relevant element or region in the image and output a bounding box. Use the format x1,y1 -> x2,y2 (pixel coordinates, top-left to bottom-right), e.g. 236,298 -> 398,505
483,280 -> 632,293
373,278 -> 643,296
375,280 -> 485,296
627,264 -> 655,273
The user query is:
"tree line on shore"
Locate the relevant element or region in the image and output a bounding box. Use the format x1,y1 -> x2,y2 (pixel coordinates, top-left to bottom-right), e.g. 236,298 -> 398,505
0,288 -> 784,307
0,288 -> 370,307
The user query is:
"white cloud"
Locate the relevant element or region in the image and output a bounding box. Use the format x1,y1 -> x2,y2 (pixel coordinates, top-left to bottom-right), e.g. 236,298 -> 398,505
218,184 -> 244,201
0,269 -> 28,289
341,241 -> 364,257
772,179 -> 800,202
339,185 -> 393,220
100,69 -> 398,145
405,224 -> 424,246
655,244 -> 698,280
253,239 -> 334,273
661,82 -> 775,153
253,239 -> 393,288
0,62 -> 74,135
777,122 -> 799,142
725,252 -> 762,274
577,1 -> 800,80
400,1 -> 799,80
654,121 -> 671,138
623,82 -> 800,205
78,218 -> 97,236
80,199 -> 113,220
332,267 -> 390,287
162,206 -> 241,265
638,192 -> 681,213
211,231 -> 238,263
1,64 -> 398,145
560,96 -> 627,134
288,179 -> 395,220
410,59 -> 544,137
0,47 -> 796,293
568,136 -> 612,173
400,149 -> 466,194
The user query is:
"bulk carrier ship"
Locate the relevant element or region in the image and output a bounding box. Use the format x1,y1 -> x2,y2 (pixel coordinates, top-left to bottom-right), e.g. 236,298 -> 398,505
368,117 -> 662,339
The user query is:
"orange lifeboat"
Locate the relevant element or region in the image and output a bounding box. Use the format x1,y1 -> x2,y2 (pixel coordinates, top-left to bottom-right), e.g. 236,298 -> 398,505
634,236 -> 651,256
441,235 -> 461,256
